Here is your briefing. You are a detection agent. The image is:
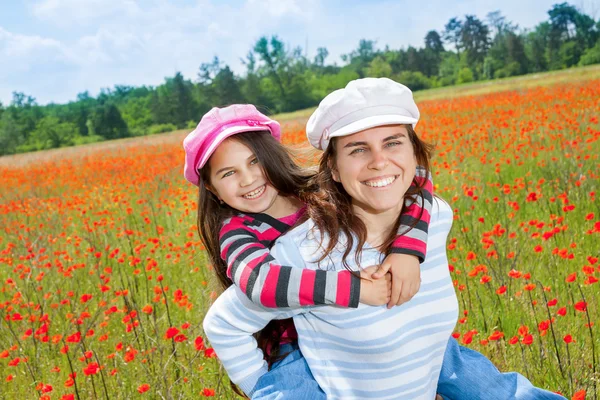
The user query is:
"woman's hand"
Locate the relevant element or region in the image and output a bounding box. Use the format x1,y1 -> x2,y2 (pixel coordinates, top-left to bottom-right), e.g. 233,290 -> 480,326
372,253 -> 421,308
358,266 -> 392,306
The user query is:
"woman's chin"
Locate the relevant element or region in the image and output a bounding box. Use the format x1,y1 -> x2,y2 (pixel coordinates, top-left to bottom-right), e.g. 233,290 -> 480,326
355,199 -> 404,215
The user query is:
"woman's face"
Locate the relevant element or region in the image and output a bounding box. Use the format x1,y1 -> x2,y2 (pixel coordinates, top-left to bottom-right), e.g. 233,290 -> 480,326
207,137 -> 280,215
333,124 -> 417,215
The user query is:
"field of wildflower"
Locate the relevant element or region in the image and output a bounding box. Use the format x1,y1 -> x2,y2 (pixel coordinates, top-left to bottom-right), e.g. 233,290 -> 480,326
0,73 -> 599,400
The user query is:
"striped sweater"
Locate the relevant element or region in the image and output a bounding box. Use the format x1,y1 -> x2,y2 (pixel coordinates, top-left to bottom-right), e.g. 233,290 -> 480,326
204,197 -> 459,399
219,166 -> 433,308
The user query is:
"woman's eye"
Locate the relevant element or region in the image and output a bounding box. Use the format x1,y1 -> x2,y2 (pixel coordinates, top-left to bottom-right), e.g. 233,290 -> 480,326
386,141 -> 402,148
349,148 -> 365,155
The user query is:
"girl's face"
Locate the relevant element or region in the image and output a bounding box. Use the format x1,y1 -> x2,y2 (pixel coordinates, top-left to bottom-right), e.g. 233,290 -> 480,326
333,124 -> 417,216
207,138 -> 282,215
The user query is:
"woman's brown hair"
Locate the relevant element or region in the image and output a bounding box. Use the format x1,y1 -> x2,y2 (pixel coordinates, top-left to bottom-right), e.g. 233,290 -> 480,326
305,124 -> 434,270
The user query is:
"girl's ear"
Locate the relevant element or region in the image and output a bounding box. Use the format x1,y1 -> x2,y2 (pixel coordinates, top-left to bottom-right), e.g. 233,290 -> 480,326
204,183 -> 220,200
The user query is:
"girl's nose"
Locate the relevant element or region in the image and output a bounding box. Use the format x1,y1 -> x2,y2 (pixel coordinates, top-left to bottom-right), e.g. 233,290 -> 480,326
239,169 -> 257,187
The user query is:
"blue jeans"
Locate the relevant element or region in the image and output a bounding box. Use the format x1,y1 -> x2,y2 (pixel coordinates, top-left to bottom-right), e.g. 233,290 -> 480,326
438,337 -> 566,400
252,342 -> 326,400
252,338 -> 566,399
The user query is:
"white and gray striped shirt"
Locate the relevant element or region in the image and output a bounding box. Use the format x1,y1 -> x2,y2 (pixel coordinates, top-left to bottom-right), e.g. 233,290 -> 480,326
203,198 -> 458,399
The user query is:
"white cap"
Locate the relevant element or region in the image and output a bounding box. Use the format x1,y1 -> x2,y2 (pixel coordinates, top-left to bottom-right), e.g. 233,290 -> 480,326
306,77 -> 420,150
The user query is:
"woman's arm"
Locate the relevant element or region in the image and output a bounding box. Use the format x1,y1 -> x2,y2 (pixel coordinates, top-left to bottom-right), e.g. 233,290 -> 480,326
220,215 -> 361,308
203,285 -> 300,396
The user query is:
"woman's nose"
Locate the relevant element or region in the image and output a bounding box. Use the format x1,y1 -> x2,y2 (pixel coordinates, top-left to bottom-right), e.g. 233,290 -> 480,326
368,150 -> 388,170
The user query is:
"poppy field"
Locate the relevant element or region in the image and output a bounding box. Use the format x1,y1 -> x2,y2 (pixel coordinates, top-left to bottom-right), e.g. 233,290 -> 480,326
0,76 -> 599,399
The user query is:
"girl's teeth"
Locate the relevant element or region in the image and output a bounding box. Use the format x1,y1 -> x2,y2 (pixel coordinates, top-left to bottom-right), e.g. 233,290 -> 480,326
243,185 -> 265,199
364,177 -> 396,187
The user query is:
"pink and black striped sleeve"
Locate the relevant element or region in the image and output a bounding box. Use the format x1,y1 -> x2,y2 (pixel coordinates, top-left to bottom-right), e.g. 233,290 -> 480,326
219,214 -> 360,309
390,166 -> 433,263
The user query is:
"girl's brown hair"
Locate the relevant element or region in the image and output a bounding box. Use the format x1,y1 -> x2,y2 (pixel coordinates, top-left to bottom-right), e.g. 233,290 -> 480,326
305,124 -> 434,270
196,131 -> 316,375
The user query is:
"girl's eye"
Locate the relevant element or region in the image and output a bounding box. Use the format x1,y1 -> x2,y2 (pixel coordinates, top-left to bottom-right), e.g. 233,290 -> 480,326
349,148 -> 365,155
222,171 -> 234,178
250,158 -> 258,165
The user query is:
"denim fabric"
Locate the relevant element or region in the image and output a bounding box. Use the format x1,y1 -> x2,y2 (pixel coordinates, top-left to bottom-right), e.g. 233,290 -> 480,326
437,337 -> 567,400
251,343 -> 326,400
252,339 -> 566,400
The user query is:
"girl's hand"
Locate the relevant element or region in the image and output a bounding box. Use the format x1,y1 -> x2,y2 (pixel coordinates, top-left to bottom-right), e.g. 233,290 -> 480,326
372,254 -> 421,308
358,266 -> 392,306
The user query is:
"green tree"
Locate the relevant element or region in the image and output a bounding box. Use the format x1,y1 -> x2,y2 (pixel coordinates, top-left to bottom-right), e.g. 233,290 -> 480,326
366,56 -> 393,77
152,72 -> 197,127
310,68 -> 360,101
285,72 -> 315,111
90,104 -> 129,140
438,53 -> 461,85
443,17 -> 463,54
525,22 -> 551,72
457,67 -> 474,84
546,3 -> 597,68
212,66 -> 246,105
0,110 -> 21,156
460,15 -> 490,75
10,92 -> 42,143
198,56 -> 222,85
120,96 -> 153,134
396,71 -> 432,91
313,47 -> 329,68
579,39 -> 600,65
425,30 -> 445,54
254,36 -> 288,99
342,39 -> 379,76
484,30 -> 528,78
30,116 -> 77,150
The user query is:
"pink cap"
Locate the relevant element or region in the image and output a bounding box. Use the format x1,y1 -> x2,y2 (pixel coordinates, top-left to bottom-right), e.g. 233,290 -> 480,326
183,104 -> 281,186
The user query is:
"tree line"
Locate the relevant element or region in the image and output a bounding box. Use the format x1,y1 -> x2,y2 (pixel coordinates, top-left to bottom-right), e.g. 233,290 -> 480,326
1,3 -> 599,156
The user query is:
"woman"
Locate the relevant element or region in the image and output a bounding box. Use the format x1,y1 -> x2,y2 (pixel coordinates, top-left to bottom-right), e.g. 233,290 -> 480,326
203,78 -> 566,400
203,78 -> 456,399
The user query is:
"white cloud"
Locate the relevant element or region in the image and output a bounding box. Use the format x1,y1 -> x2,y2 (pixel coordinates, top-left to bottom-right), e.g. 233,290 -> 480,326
246,0 -> 306,17
31,0 -> 141,26
0,27 -> 78,70
1,0 -> 575,104
3,0 -> 321,103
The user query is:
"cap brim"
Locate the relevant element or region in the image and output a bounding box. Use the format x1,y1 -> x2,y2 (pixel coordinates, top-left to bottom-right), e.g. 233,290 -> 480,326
329,114 -> 418,139
196,125 -> 270,171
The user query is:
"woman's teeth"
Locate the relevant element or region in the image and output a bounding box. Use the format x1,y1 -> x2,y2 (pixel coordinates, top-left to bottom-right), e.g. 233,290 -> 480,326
243,185 -> 265,199
363,176 -> 397,188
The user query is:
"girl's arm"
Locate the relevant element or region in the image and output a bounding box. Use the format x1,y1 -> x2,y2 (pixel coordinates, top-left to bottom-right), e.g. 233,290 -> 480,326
203,285 -> 298,397
390,165 -> 433,261
220,216 -> 361,309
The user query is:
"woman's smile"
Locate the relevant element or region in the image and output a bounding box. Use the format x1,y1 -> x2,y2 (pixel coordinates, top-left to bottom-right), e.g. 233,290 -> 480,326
361,174 -> 398,188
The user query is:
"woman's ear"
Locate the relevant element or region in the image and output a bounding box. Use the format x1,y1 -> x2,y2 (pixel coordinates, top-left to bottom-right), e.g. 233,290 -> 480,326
331,169 -> 340,183
328,160 -> 340,182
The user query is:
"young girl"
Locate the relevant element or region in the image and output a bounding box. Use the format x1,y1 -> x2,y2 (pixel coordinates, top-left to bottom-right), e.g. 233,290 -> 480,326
183,103 -> 433,397
200,79 -> 567,399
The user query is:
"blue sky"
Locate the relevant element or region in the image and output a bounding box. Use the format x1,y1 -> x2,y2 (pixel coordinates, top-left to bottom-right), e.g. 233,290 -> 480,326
0,0 -> 596,105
